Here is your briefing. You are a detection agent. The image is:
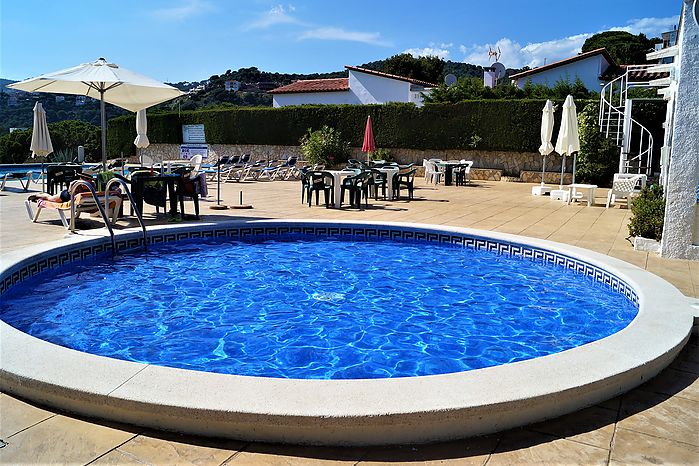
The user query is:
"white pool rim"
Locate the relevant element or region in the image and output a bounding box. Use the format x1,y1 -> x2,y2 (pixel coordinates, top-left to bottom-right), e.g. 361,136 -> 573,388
0,220 -> 694,446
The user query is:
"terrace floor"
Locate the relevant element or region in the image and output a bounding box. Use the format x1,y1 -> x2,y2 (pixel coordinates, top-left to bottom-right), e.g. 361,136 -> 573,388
0,177 -> 698,465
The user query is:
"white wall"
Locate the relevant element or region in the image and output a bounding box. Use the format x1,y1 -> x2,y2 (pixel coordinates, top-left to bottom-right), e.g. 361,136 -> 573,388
514,55 -> 610,91
272,91 -> 359,108
349,70 -> 410,104
661,0 -> 699,260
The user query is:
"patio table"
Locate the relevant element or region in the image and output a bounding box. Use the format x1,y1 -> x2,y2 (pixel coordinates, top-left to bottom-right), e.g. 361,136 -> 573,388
375,166 -> 400,200
325,169 -> 359,208
567,183 -> 598,206
435,161 -> 464,186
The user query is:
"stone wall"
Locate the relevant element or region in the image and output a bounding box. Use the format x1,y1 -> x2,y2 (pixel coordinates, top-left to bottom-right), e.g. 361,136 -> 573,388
137,144 -> 573,178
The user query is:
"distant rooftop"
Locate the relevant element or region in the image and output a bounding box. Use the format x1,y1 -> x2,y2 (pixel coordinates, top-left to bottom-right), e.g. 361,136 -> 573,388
268,78 -> 349,94
269,66 -> 437,95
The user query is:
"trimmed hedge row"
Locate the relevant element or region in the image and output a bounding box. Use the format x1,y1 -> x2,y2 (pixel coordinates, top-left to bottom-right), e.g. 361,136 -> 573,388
108,101 -> 577,156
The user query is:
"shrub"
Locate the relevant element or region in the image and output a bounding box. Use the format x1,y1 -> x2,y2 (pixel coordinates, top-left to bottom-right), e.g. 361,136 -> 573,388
576,102 -> 619,187
0,120 -> 100,164
370,148 -> 393,162
299,126 -> 351,167
628,185 -> 665,240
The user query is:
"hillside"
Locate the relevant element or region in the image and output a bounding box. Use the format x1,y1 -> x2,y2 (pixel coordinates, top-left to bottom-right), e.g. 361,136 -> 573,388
0,59 -> 522,132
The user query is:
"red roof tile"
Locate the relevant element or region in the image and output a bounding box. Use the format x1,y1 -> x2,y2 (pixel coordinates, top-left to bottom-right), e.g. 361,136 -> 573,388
345,65 -> 437,87
510,48 -> 617,80
269,78 -> 349,94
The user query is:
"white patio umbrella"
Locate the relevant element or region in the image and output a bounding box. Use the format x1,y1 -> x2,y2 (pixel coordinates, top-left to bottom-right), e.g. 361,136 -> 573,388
8,58 -> 183,169
555,95 -> 580,188
538,100 -> 555,186
30,102 -> 53,191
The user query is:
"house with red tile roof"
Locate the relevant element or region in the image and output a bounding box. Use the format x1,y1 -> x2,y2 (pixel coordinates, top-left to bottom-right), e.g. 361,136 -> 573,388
269,66 -> 436,108
510,48 -> 617,91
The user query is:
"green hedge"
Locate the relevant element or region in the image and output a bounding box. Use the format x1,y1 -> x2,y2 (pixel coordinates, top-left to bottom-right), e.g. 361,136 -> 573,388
108,101 -> 574,156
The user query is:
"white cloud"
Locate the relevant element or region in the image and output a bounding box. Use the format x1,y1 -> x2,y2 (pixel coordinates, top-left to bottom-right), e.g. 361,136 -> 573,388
612,16 -> 680,36
459,15 -> 679,68
151,0 -> 213,22
299,27 -> 391,46
404,42 -> 453,59
246,4 -> 304,30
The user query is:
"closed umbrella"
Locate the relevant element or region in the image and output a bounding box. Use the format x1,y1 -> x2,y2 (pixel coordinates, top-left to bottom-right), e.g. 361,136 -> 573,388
30,102 -> 53,191
9,58 -> 183,169
134,109 -> 149,148
555,95 -> 580,188
134,108 -> 150,166
361,115 -> 376,162
538,100 -> 555,187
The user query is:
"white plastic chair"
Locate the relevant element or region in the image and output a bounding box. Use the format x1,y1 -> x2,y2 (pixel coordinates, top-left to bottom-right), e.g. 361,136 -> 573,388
423,160 -> 444,185
606,174 -> 645,208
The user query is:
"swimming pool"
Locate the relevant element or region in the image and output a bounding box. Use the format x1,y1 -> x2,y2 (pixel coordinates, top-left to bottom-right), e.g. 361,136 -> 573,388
0,220 -> 692,445
1,235 -> 638,380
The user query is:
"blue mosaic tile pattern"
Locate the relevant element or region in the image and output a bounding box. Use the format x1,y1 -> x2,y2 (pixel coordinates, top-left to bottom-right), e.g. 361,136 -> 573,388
0,224 -> 639,306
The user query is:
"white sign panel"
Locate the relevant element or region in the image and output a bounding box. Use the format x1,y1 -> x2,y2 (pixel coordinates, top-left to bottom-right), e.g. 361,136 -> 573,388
182,124 -> 206,144
180,144 -> 209,160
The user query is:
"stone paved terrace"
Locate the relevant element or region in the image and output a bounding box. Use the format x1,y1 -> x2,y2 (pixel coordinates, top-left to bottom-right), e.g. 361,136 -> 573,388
0,176 -> 697,464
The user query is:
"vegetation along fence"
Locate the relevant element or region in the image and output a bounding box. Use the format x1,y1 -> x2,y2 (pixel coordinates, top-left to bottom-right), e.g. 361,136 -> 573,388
108,100 -> 577,157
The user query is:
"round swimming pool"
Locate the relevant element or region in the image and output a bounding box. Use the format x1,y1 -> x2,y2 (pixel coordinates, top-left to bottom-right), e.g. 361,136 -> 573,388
0,235 -> 638,380
0,220 -> 692,445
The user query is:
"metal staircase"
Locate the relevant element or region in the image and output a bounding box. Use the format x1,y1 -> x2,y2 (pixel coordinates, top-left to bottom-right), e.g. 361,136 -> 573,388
598,64 -> 657,175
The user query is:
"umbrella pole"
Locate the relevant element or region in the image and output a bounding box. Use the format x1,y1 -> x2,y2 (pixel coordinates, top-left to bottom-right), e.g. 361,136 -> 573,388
541,154 -> 547,186
559,155 -> 566,189
217,162 -> 221,205
572,153 -> 577,185
100,89 -> 107,171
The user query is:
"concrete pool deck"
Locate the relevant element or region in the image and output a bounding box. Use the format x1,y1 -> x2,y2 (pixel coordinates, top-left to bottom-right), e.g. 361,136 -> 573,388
1,177 -> 698,463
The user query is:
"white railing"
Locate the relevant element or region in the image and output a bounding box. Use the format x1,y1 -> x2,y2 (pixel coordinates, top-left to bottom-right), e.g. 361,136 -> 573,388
599,65 -> 655,175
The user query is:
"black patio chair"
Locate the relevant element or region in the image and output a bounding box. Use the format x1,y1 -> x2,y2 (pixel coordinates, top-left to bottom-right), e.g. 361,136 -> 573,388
340,171 -> 371,209
394,168 -> 417,200
307,170 -> 334,208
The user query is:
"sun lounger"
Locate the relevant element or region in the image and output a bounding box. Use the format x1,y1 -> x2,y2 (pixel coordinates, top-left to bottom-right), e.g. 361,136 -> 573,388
25,191 -> 122,230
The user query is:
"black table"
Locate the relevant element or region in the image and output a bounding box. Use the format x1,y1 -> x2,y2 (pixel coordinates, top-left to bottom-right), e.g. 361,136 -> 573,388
131,174 -> 179,217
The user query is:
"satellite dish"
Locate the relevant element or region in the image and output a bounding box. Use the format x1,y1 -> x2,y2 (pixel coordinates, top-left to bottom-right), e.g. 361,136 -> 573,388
444,74 -> 457,87
694,0 -> 698,27
491,62 -> 506,80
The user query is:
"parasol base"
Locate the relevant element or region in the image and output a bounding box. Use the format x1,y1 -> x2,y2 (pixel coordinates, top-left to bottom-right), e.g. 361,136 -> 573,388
230,204 -> 253,209
209,205 -> 229,210
531,185 -> 552,196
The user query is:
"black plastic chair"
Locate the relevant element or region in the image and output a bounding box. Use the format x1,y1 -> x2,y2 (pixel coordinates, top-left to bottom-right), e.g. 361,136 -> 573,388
175,173 -> 200,219
394,168 -> 417,200
307,171 -> 334,208
46,164 -> 83,195
341,171 -> 371,209
369,168 -> 388,200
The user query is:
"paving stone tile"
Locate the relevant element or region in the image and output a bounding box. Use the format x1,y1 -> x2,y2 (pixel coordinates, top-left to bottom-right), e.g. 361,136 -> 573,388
357,436 -> 497,465
610,427 -> 699,465
526,406 -> 616,450
91,431 -> 244,466
0,414 -> 136,465
618,389 -> 699,447
488,429 -> 609,465
0,393 -> 55,439
224,443 -> 366,464
638,367 -> 699,402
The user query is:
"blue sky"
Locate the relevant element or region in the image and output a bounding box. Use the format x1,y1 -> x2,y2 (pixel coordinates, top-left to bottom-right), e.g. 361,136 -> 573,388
1,0 -> 680,83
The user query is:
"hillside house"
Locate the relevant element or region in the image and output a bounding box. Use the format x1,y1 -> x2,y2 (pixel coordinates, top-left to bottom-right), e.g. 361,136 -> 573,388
269,66 -> 436,107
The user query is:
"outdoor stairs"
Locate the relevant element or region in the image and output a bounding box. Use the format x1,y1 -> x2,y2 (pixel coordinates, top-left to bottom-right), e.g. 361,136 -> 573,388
598,64 -> 667,176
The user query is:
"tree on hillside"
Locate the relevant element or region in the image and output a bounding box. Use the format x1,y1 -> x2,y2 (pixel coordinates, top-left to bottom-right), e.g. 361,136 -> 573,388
380,54 -> 445,84
582,31 -> 660,65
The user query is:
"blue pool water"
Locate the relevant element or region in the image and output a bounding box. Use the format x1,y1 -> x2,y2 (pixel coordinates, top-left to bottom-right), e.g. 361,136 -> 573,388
0,236 -> 638,379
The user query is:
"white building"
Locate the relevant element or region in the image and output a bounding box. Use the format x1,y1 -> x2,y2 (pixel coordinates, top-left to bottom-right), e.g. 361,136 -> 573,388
269,66 -> 435,108
510,48 -> 616,91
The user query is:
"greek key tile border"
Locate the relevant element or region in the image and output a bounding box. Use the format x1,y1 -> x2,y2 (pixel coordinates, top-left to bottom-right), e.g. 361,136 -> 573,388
0,224 -> 639,306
